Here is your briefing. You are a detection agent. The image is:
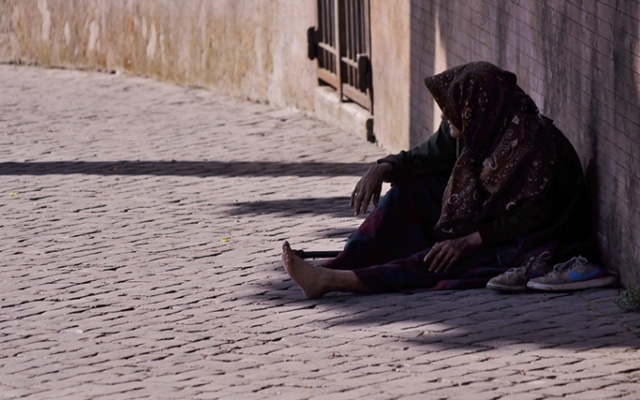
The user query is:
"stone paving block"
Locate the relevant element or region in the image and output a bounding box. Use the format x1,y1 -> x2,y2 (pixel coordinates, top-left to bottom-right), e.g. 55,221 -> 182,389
0,388 -> 49,400
497,394 -> 546,400
531,382 -> 628,399
308,386 -> 397,400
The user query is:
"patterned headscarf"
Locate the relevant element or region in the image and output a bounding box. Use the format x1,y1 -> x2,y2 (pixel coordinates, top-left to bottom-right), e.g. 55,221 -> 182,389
424,62 -> 557,236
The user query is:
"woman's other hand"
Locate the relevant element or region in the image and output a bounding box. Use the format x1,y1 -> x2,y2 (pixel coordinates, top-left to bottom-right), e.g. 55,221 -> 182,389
351,163 -> 394,215
424,231 -> 483,273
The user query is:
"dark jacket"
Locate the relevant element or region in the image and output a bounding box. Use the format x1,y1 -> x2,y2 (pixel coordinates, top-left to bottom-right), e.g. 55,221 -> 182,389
377,119 -> 590,253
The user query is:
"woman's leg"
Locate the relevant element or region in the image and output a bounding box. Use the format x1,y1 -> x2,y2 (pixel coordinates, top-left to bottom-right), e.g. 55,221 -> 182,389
282,242 -> 453,299
282,242 -> 505,299
282,241 -> 373,299
283,242 -> 458,298
323,175 -> 449,271
283,241 -> 504,298
354,246 -> 506,291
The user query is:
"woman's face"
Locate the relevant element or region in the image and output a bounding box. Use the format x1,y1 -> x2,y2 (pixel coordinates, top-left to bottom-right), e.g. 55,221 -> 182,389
441,113 -> 463,139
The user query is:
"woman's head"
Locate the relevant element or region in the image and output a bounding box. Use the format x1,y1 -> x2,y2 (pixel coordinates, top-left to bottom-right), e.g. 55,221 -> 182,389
425,62 -> 519,147
440,113 -> 463,139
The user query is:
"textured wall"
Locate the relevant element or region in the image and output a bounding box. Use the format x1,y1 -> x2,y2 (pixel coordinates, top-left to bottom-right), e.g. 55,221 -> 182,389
410,0 -> 640,286
370,0 -> 411,152
0,0 -> 316,110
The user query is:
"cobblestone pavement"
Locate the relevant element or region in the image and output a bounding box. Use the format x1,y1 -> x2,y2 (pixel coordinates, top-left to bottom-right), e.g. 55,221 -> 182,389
0,64 -> 639,400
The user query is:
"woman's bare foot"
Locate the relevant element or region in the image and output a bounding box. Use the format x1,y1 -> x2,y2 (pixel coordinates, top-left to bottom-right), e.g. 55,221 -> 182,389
281,241 -> 328,299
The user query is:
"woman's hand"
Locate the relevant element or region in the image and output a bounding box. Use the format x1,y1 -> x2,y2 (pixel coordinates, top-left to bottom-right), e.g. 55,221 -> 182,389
351,163 -> 394,215
424,231 -> 483,273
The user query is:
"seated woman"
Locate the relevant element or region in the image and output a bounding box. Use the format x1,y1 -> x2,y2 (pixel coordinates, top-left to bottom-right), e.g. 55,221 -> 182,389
282,61 -> 610,299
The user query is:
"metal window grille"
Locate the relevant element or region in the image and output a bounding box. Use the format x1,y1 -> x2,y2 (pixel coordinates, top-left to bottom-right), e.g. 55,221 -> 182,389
308,0 -> 373,112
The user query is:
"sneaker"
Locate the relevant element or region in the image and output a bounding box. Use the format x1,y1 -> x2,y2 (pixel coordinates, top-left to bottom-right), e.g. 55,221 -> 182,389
486,252 -> 552,292
526,255 -> 618,291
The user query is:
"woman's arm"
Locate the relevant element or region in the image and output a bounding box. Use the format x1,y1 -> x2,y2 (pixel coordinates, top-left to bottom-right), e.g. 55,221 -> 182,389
377,120 -> 459,182
351,121 -> 458,215
350,163 -> 394,215
424,231 -> 484,272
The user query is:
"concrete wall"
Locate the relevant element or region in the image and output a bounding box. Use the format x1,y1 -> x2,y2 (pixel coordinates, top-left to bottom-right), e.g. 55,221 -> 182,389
409,0 -> 640,286
0,0 -> 317,110
369,0 -> 411,153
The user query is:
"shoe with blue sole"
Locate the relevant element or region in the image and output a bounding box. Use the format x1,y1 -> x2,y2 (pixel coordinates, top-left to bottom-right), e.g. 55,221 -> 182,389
526,255 -> 618,291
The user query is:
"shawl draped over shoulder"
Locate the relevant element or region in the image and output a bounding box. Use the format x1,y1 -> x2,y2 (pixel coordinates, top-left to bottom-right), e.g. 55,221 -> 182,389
424,62 -> 558,236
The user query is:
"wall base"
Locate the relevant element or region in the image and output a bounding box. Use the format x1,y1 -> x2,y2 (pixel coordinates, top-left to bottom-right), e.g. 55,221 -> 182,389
313,86 -> 374,144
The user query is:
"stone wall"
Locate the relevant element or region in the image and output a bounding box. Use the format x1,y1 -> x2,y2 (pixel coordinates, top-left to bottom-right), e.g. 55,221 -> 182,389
0,0 -> 317,110
410,0 -> 640,286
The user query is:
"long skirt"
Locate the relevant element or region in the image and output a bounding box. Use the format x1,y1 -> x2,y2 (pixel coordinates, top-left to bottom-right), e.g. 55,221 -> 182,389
321,175 -> 513,291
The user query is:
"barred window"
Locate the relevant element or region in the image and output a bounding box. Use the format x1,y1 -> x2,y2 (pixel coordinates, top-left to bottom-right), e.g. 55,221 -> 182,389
308,0 -> 373,112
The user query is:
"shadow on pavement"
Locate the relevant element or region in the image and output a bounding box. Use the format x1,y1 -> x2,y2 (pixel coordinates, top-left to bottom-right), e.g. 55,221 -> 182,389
0,160 -> 370,177
224,197 -> 357,218
253,276 -> 639,350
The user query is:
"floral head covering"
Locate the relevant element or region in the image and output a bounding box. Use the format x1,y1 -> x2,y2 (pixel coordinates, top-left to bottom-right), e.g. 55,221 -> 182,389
424,62 -> 557,235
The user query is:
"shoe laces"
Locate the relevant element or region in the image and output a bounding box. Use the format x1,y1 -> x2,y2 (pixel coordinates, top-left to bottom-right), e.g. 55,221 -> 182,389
502,257 -> 534,275
507,251 -> 550,274
553,255 -> 588,272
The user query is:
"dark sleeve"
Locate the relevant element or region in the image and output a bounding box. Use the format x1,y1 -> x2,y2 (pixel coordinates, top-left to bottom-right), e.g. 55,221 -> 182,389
376,121 -> 459,182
